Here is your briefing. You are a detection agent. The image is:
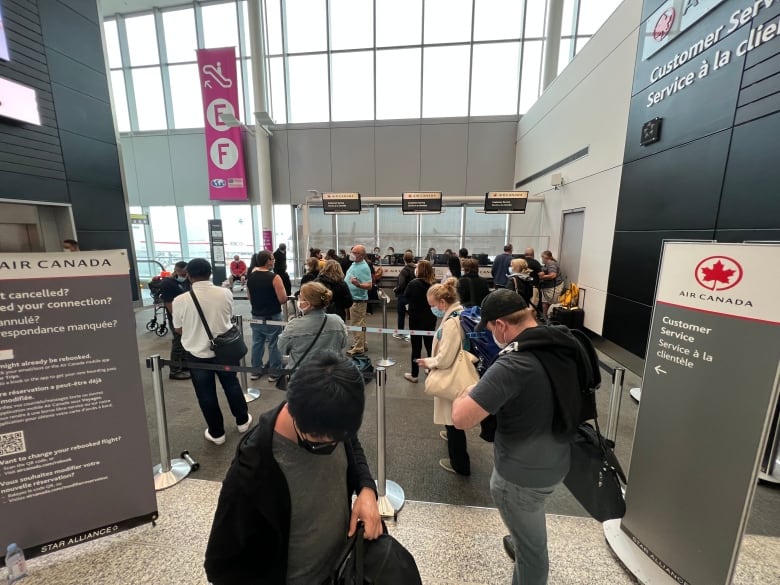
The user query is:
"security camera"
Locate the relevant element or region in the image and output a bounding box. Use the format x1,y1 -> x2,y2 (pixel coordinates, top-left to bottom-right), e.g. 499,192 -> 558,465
550,173 -> 564,189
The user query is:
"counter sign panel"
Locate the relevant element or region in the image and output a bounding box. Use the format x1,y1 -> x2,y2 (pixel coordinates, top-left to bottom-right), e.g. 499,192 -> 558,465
402,192 -> 442,214
322,193 -> 361,214
484,191 -> 528,214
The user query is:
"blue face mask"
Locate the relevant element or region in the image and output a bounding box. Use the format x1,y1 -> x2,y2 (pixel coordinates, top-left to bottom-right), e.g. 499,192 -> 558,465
431,306 -> 446,318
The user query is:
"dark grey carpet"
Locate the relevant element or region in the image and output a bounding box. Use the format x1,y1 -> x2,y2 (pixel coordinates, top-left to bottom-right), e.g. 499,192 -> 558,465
134,301 -> 780,536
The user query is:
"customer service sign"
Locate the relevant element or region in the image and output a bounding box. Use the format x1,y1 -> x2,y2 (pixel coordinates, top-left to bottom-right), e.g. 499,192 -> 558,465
622,242 -> 780,585
197,47 -> 248,201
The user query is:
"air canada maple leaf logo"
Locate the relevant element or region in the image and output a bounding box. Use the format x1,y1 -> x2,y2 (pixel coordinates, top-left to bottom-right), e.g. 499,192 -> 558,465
654,7 -> 676,41
694,256 -> 743,291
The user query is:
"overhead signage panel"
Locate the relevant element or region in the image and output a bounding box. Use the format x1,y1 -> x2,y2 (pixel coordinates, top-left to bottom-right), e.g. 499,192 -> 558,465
322,192 -> 362,214
642,0 -> 728,60
484,191 -> 528,214
0,78 -> 41,125
401,192 -> 442,214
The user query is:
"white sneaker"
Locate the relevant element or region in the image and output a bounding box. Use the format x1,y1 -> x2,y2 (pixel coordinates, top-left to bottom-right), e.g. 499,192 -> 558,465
439,430 -> 448,441
392,333 -> 404,340
403,373 -> 418,383
204,428 -> 226,445
237,413 -> 253,434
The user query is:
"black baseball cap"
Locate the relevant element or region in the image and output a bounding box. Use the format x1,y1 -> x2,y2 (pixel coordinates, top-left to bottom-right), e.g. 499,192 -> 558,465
186,258 -> 212,278
476,289 -> 528,331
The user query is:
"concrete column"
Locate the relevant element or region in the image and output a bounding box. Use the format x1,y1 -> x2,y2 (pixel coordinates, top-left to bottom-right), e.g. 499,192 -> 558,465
247,0 -> 275,250
542,0 -> 565,91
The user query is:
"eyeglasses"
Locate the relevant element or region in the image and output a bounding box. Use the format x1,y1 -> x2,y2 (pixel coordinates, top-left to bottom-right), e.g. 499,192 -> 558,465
292,419 -> 340,455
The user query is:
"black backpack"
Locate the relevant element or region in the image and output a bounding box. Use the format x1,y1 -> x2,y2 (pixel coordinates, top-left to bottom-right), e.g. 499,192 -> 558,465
330,523 -> 423,585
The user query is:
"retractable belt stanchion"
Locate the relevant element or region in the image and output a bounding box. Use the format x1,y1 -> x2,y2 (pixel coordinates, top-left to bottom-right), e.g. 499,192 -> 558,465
375,290 -> 395,367
605,366 -> 625,444
375,366 -> 404,518
149,354 -> 191,490
235,315 -> 261,402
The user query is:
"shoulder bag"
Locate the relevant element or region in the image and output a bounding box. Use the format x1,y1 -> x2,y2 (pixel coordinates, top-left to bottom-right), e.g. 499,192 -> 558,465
189,290 -> 247,365
423,313 -> 479,401
275,315 -> 328,391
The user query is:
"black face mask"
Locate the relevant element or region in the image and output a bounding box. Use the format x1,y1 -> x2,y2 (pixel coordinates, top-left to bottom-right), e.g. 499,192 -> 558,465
293,420 -> 340,455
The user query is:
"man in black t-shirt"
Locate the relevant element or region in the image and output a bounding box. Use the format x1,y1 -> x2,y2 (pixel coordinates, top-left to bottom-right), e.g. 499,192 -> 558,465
247,251 -> 288,381
160,261 -> 191,380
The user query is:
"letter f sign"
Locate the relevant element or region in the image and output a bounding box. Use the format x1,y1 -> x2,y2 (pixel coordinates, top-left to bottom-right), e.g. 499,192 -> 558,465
217,142 -> 229,165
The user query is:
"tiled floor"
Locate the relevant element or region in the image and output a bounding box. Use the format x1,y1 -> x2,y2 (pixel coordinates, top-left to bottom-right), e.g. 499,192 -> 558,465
17,478 -> 780,584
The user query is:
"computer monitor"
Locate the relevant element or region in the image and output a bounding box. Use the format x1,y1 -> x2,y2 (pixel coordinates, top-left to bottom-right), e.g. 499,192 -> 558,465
474,254 -> 489,266
433,254 -> 450,266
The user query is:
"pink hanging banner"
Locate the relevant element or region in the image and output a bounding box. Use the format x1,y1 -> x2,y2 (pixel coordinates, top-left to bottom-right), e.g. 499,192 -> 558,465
197,47 -> 248,201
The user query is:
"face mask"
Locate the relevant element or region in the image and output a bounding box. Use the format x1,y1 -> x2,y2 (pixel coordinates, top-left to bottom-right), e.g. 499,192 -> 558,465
176,275 -> 186,283
414,270 -> 419,278
431,306 -> 446,318
294,420 -> 339,455
349,253 -> 356,262
492,324 -> 508,349
296,300 -> 309,313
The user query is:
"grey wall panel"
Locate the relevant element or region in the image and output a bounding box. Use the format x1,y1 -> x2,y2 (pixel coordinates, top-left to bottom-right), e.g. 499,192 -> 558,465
37,0 -> 104,72
466,121 -> 517,194
119,140 -> 140,206
59,130 -> 122,188
132,135 -> 175,206
242,130 -> 259,204
375,124 -> 421,196
420,123 -> 468,195
65,0 -> 100,22
168,133 -> 209,205
270,129 -> 291,203
68,183 -> 128,231
331,126 -> 375,197
50,82 -> 116,144
0,171 -> 69,202
46,50 -> 109,106
287,128 -> 332,203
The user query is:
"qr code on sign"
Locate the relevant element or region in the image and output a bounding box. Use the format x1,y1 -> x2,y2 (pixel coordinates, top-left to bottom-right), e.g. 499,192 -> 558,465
0,431 -> 26,457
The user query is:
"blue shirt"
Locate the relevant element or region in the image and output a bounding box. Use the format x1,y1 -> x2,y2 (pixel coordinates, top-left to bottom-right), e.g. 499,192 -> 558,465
345,260 -> 371,300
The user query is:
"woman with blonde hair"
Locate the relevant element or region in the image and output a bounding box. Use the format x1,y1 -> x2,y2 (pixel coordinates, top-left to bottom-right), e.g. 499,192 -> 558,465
403,260 -> 437,383
508,258 -> 535,306
299,257 -> 321,286
417,277 -> 476,475
316,259 -> 353,321
278,282 -> 348,370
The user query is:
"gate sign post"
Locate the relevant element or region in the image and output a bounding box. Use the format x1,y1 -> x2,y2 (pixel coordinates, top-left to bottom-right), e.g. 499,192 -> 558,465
197,47 -> 248,201
605,242 -> 780,585
0,251 -> 157,561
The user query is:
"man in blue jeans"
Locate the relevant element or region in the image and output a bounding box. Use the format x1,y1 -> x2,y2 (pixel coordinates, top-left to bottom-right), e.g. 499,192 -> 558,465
246,250 -> 288,382
172,258 -> 252,445
452,290 -> 583,585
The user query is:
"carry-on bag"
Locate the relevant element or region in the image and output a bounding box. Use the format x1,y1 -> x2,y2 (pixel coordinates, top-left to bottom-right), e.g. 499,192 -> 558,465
189,290 -> 248,364
328,523 -> 423,585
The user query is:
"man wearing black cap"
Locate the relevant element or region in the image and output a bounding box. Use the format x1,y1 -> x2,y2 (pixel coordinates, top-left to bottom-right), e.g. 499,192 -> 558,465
172,258 -> 252,445
451,289 -> 584,585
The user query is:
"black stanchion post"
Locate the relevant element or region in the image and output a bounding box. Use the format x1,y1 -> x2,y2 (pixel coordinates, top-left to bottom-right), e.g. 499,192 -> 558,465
374,366 -> 404,518
236,315 -> 261,402
150,354 -> 191,490
605,367 -> 625,444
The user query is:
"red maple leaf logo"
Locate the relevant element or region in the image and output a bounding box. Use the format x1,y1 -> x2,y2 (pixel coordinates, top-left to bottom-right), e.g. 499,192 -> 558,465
700,261 -> 735,289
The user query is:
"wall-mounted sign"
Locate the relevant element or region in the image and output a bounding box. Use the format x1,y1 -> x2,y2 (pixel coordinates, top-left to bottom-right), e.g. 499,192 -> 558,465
484,191 -> 528,214
129,214 -> 148,226
322,192 -> 362,214
640,117 -> 663,146
642,0 -> 728,60
402,192 -> 442,214
197,48 -> 248,202
0,78 -> 40,125
0,1 -> 10,61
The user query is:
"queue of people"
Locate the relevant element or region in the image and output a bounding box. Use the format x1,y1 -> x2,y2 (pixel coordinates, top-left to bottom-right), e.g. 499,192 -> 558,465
161,239 -> 580,585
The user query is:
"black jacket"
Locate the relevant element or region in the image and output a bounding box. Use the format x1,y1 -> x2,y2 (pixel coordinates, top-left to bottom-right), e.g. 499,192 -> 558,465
404,278 -> 437,330
512,325 -> 587,437
393,264 -> 415,296
204,402 -> 376,585
457,273 -> 491,308
316,274 -> 354,321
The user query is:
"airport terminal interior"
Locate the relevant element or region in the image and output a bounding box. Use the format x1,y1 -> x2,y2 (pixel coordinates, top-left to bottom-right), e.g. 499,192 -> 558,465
1,0 -> 780,583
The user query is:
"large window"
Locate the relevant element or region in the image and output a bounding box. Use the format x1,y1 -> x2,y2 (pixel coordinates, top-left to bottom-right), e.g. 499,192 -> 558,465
420,209 -> 462,260
104,1 -> 622,131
